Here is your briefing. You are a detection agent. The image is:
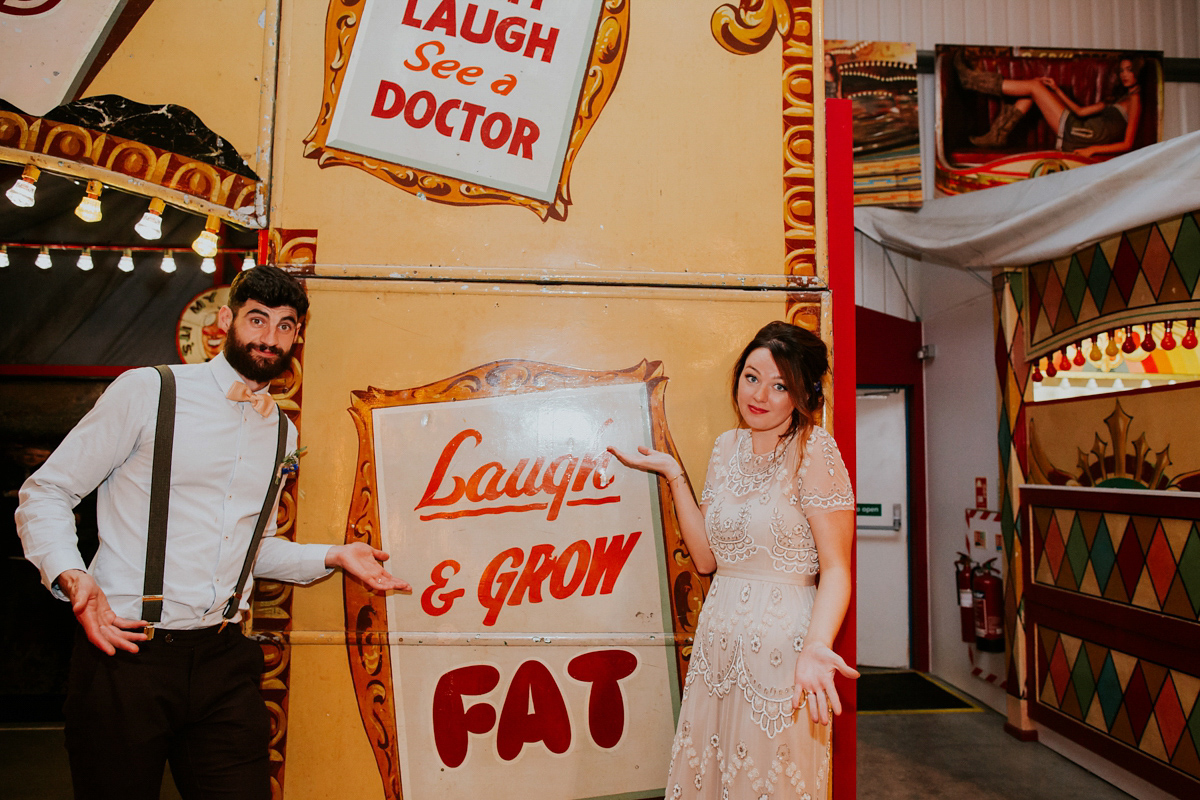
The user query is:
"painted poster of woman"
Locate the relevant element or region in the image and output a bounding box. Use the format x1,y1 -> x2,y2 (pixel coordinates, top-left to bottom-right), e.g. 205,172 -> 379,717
935,45 -> 1163,195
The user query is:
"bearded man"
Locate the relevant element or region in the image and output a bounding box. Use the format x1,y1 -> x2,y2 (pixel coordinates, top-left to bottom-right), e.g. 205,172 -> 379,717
16,265 -> 409,799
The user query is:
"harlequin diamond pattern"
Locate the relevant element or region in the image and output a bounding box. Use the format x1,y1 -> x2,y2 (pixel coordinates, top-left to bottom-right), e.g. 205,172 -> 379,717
1026,211 -> 1200,353
1032,508 -> 1200,623
1038,626 -> 1200,780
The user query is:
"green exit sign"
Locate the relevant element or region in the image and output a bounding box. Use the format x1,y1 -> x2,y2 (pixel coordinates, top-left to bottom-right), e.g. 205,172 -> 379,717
857,503 -> 882,516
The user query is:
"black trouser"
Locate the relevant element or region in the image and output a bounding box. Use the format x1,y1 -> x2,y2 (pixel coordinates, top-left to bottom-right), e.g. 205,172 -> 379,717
64,625 -> 270,800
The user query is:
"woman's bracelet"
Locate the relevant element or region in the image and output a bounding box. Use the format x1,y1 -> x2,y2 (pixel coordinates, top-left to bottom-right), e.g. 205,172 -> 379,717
666,472 -> 685,484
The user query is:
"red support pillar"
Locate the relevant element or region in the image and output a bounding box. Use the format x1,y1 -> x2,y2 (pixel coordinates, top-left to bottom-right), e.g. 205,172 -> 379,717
826,96 -> 857,800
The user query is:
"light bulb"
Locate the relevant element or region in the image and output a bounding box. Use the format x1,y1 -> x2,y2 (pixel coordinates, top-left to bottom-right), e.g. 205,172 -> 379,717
77,249 -> 94,271
36,247 -> 52,269
241,253 -> 256,271
74,180 -> 103,223
5,165 -> 40,207
117,250 -> 135,272
160,252 -> 177,273
200,256 -> 216,274
0,246 -> 8,268
192,214 -> 221,258
135,198 -> 166,240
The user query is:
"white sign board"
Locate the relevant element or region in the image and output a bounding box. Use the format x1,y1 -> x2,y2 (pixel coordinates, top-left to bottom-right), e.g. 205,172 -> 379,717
372,383 -> 678,800
0,0 -> 126,115
327,0 -> 604,202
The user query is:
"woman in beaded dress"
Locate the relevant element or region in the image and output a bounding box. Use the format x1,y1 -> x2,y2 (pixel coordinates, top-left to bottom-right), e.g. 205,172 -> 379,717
610,321 -> 857,799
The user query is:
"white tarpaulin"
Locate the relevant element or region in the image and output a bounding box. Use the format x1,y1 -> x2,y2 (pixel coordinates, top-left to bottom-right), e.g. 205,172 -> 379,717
854,130 -> 1200,270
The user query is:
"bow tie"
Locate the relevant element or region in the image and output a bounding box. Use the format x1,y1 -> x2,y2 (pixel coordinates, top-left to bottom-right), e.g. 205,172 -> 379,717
227,381 -> 276,418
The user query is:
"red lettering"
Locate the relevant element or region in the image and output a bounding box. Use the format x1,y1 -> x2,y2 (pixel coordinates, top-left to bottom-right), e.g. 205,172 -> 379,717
404,39 -> 443,71
416,431 -> 619,521
371,81 -> 405,119
431,58 -> 461,79
433,664 -> 500,768
480,111 -> 513,150
434,98 -> 461,136
460,4 -> 497,43
507,117 -> 539,159
523,22 -> 558,63
495,16 -> 525,53
401,0 -> 423,28
421,559 -> 465,616
497,661 -> 571,760
459,101 -> 487,141
465,461 -> 504,502
540,454 -> 577,520
423,0 -> 458,36
416,429 -> 481,509
583,532 -> 642,596
508,543 -> 557,605
502,456 -> 543,498
567,650 -> 638,749
478,547 -> 523,626
404,90 -> 438,128
549,540 -> 590,599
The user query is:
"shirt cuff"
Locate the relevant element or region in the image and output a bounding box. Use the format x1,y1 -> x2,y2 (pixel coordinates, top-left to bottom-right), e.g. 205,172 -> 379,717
293,543 -> 336,585
41,551 -> 90,600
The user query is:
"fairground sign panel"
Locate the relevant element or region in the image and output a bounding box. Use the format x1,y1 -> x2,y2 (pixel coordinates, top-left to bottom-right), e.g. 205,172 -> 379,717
342,360 -> 709,800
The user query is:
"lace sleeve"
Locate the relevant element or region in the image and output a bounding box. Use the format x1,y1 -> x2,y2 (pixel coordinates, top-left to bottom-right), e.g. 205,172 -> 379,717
798,427 -> 855,515
699,432 -> 728,506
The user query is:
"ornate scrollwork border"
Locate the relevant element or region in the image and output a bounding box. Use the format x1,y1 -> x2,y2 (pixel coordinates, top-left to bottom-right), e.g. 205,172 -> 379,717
342,358 -> 708,799
303,0 -> 629,222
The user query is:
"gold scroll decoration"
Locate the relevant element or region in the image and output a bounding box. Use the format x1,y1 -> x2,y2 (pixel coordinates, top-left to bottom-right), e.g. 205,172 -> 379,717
303,0 -> 630,222
342,359 -> 709,799
710,0 -> 793,55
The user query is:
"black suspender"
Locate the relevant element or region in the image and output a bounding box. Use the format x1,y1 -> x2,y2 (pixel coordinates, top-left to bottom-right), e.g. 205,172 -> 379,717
141,366 -> 289,636
140,366 -> 176,627
221,412 -> 289,624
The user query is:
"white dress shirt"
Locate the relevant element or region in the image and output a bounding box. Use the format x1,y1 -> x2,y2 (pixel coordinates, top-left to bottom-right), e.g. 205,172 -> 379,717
16,352 -> 331,628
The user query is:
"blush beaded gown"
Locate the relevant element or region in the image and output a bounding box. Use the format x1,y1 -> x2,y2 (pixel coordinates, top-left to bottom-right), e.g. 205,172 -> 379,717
665,426 -> 854,799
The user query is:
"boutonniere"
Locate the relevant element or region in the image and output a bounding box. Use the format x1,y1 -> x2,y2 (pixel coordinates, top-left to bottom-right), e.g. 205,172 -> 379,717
280,446 -> 306,478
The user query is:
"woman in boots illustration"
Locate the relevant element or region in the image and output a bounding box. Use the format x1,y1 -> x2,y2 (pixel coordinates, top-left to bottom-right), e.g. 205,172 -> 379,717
955,53 -> 1143,159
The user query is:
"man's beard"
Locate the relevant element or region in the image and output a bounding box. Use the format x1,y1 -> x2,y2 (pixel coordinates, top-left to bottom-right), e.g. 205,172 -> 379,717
223,326 -> 293,384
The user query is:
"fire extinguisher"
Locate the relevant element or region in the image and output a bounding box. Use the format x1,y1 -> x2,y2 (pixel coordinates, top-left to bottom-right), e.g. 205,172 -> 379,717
972,558 -> 1004,653
955,553 -> 975,643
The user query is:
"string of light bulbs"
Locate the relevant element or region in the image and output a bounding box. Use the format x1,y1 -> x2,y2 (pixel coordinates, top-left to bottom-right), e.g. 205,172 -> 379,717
4,164 -> 240,262
0,243 -> 256,274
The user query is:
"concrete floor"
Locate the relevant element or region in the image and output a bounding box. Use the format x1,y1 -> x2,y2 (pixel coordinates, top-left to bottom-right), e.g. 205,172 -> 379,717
3,709 -> 1134,799
858,707 -> 1134,799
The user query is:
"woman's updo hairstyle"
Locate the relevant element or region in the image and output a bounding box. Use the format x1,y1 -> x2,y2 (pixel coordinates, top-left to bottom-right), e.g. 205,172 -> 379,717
730,320 -> 830,443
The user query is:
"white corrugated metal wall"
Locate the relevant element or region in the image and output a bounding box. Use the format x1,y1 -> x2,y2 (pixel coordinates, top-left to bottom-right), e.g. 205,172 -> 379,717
826,0 -> 1200,318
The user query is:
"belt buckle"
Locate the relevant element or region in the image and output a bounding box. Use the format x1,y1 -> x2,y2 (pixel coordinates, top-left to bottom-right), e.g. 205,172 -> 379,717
144,625 -> 155,641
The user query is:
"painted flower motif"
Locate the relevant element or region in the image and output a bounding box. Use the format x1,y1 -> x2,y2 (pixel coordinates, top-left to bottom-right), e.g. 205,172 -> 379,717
736,742 -> 748,760
710,734 -> 720,748
750,633 -> 762,653
672,786 -> 682,799
695,775 -> 704,790
770,648 -> 783,667
280,446 -> 306,477
793,635 -> 805,651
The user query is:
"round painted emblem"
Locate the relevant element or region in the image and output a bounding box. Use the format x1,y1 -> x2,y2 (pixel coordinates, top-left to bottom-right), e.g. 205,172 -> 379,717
177,286 -> 230,363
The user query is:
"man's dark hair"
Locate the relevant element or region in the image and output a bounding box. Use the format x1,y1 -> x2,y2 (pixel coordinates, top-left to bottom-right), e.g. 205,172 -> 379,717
228,265 -> 309,318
